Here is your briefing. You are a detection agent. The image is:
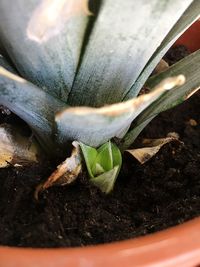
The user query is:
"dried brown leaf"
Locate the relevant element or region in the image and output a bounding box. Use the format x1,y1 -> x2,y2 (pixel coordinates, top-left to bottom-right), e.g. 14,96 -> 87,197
35,142 -> 82,199
126,132 -> 181,164
153,59 -> 169,74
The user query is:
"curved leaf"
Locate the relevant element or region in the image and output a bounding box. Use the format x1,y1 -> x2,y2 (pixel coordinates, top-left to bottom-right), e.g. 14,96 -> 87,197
80,141 -> 122,193
79,142 -> 97,178
56,76 -> 184,147
0,67 -> 67,154
124,0 -> 200,100
91,166 -> 120,194
121,49 -> 200,150
69,0 -> 193,107
0,0 -> 88,101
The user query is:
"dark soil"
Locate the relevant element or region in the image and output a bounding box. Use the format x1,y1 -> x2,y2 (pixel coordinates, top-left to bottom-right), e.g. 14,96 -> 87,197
0,46 -> 199,248
164,44 -> 190,66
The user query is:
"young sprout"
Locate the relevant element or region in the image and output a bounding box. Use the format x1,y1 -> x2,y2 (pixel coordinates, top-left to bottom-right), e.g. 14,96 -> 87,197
80,141 -> 122,193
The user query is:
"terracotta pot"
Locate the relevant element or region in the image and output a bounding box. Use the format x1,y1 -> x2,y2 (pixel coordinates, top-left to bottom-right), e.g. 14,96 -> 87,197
174,19 -> 200,52
0,21 -> 200,267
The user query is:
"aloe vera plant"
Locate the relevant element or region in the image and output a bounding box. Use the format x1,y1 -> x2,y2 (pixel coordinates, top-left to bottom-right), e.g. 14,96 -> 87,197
0,0 -> 200,193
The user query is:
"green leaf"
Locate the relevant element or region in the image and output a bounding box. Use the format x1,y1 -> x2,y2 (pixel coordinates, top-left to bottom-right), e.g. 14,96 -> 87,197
0,0 -> 88,101
93,141 -> 122,176
79,142 -> 97,178
69,0 -> 193,107
95,141 -> 113,173
56,77 -> 180,147
124,0 -> 200,100
120,49 -> 200,150
80,141 -> 122,193
0,67 -> 67,154
111,142 -> 123,168
91,166 -> 120,194
94,163 -> 105,176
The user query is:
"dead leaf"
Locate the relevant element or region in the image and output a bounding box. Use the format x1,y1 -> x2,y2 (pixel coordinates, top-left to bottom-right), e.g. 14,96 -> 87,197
35,141 -> 82,199
188,119 -> 198,126
153,59 -> 169,74
27,0 -> 91,42
126,132 -> 181,164
0,124 -> 40,168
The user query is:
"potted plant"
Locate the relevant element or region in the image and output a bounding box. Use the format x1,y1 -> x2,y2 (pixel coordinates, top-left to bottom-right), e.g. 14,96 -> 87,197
0,0 -> 200,266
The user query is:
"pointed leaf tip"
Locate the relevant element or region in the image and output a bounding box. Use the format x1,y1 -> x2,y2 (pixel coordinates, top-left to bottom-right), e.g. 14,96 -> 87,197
91,166 -> 120,194
153,75 -> 185,91
80,141 -> 122,193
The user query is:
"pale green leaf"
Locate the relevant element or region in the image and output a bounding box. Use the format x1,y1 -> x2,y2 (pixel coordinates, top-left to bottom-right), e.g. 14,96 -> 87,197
0,67 -> 67,154
0,0 -> 88,101
121,49 -> 200,150
111,142 -> 122,168
93,141 -> 122,176
69,0 -> 193,107
124,0 -> 200,100
95,141 -> 113,172
94,163 -> 105,176
91,166 -> 120,194
80,141 -> 122,192
79,142 -> 97,178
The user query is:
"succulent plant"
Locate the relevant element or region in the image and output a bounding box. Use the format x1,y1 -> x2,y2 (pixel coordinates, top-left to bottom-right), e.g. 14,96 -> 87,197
0,0 -> 200,192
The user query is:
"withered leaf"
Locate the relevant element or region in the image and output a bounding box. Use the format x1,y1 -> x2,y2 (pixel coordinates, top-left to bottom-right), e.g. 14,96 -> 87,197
126,132 -> 181,164
153,59 -> 169,74
35,142 -> 82,199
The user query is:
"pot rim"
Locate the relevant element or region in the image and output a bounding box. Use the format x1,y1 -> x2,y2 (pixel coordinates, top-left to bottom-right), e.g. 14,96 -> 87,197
0,217 -> 200,267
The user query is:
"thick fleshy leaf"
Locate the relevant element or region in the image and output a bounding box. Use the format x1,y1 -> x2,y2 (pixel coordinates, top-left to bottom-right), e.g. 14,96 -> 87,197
26,0 -> 91,43
121,50 -> 200,150
95,142 -> 113,173
93,141 -> 122,177
79,142 -> 97,178
0,67 -> 67,154
91,166 -> 120,194
80,141 -> 122,193
69,0 -> 193,107
56,76 -> 185,147
124,0 -> 200,100
0,0 -> 88,101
